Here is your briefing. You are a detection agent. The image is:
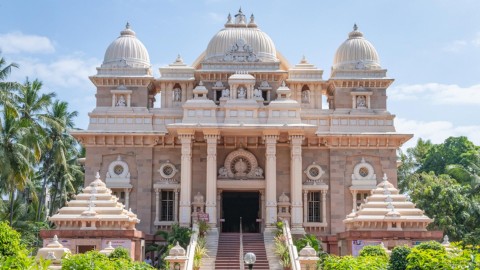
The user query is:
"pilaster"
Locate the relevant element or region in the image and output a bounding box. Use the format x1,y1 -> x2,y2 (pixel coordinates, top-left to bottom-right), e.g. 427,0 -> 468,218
178,130 -> 194,227
289,133 -> 305,234
263,131 -> 279,227
204,131 -> 220,228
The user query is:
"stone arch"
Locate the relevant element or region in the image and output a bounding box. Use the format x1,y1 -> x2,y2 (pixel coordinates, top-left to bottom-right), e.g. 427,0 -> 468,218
218,148 -> 264,179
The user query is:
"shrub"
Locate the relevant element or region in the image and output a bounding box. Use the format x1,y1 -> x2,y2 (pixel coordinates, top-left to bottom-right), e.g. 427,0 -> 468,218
323,255 -> 388,270
108,247 -> 131,261
62,250 -> 154,270
414,241 -> 445,252
388,245 -> 411,270
0,221 -> 23,257
359,245 -> 388,259
294,234 -> 321,254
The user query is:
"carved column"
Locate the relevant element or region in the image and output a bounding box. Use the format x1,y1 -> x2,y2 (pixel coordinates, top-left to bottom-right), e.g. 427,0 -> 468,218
155,188 -> 160,223
174,189 -> 179,222
303,190 -> 308,224
290,133 -> 305,234
321,190 -> 327,223
178,131 -> 194,227
205,131 -> 220,228
264,132 -> 279,228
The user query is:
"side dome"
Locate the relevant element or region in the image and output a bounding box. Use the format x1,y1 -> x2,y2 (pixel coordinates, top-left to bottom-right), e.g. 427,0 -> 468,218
333,25 -> 381,70
102,23 -> 151,69
203,10 -> 278,63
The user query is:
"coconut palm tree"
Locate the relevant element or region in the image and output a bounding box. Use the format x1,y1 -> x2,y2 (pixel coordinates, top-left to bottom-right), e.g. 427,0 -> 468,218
37,100 -> 82,220
0,109 -> 33,224
0,56 -> 20,116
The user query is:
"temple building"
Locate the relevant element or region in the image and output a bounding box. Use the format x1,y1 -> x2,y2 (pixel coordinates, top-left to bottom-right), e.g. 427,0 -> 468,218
71,9 -> 429,254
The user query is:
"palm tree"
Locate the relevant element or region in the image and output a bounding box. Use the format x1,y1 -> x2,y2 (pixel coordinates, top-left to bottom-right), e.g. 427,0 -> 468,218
37,100 -> 81,220
0,109 -> 33,224
0,56 -> 20,117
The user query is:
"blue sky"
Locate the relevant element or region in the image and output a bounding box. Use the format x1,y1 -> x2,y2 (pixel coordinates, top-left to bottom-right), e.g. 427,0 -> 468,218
1,0 -> 479,148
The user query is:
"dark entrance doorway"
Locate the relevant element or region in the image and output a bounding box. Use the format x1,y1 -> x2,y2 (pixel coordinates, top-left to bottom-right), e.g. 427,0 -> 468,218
222,191 -> 260,233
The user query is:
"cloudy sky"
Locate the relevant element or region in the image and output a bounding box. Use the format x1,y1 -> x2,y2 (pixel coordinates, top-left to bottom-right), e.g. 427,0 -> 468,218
1,0 -> 479,149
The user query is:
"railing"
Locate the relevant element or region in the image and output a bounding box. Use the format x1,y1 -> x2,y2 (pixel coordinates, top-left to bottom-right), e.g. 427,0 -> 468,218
184,223 -> 199,270
239,217 -> 244,269
282,220 -> 301,270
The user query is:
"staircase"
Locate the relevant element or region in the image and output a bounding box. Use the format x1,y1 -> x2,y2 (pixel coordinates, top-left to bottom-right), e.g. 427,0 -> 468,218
214,232 -> 271,270
214,233 -> 241,270
242,233 -> 269,270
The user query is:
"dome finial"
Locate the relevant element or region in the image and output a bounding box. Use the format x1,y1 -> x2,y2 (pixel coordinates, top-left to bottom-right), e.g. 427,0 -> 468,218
239,7 -> 242,13
227,13 -> 232,23
126,22 -> 131,29
353,23 -> 358,31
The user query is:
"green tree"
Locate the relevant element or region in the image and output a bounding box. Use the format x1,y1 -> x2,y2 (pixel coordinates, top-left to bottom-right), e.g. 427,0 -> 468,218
0,221 -> 23,257
388,245 -> 411,270
399,137 -> 480,244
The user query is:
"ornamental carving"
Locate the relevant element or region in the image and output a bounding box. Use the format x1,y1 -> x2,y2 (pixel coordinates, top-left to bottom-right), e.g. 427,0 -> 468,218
218,147 -> 264,179
303,162 -> 326,185
106,156 -> 130,180
158,160 -> 178,179
222,38 -> 259,62
352,157 -> 376,180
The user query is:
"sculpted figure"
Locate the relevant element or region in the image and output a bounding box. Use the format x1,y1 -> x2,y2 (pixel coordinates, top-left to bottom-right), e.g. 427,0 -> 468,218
356,95 -> 367,108
302,90 -> 310,103
222,88 -> 230,98
238,86 -> 246,99
218,167 -> 228,178
174,88 -> 181,102
116,95 -> 126,107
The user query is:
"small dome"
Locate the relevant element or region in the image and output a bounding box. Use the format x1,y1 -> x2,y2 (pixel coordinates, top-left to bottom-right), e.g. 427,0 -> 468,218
333,24 -> 381,70
204,9 -> 278,62
102,23 -> 150,69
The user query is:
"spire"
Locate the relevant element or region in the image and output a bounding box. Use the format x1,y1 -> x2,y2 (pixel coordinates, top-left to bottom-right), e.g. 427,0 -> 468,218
121,22 -> 135,36
348,23 -> 363,39
235,7 -> 246,24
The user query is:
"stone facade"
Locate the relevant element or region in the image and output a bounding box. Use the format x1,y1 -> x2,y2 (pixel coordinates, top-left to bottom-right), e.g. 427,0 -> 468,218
72,9 -> 414,254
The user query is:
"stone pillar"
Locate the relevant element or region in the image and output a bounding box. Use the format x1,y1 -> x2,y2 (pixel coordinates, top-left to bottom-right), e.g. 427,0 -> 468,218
290,133 -> 305,234
204,131 -> 220,229
303,190 -> 308,223
178,131 -> 194,227
155,188 -> 160,223
260,190 -> 265,228
321,190 -> 327,223
264,132 -> 279,228
174,189 -> 179,222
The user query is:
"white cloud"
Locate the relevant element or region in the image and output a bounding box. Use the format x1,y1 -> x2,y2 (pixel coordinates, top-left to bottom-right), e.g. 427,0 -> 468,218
395,118 -> 480,149
390,83 -> 480,105
10,55 -> 100,89
443,32 -> 480,52
0,32 -> 55,54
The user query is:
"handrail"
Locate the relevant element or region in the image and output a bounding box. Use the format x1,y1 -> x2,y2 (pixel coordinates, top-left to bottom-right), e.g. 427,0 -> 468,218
239,216 -> 244,269
184,223 -> 199,270
282,220 -> 301,270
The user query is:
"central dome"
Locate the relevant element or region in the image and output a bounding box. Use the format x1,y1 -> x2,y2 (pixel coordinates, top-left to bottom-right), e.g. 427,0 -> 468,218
204,9 -> 278,63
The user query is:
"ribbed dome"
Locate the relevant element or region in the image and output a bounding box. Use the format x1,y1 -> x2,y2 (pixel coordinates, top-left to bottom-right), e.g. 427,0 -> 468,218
333,24 -> 381,70
204,10 -> 278,62
102,23 -> 150,69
